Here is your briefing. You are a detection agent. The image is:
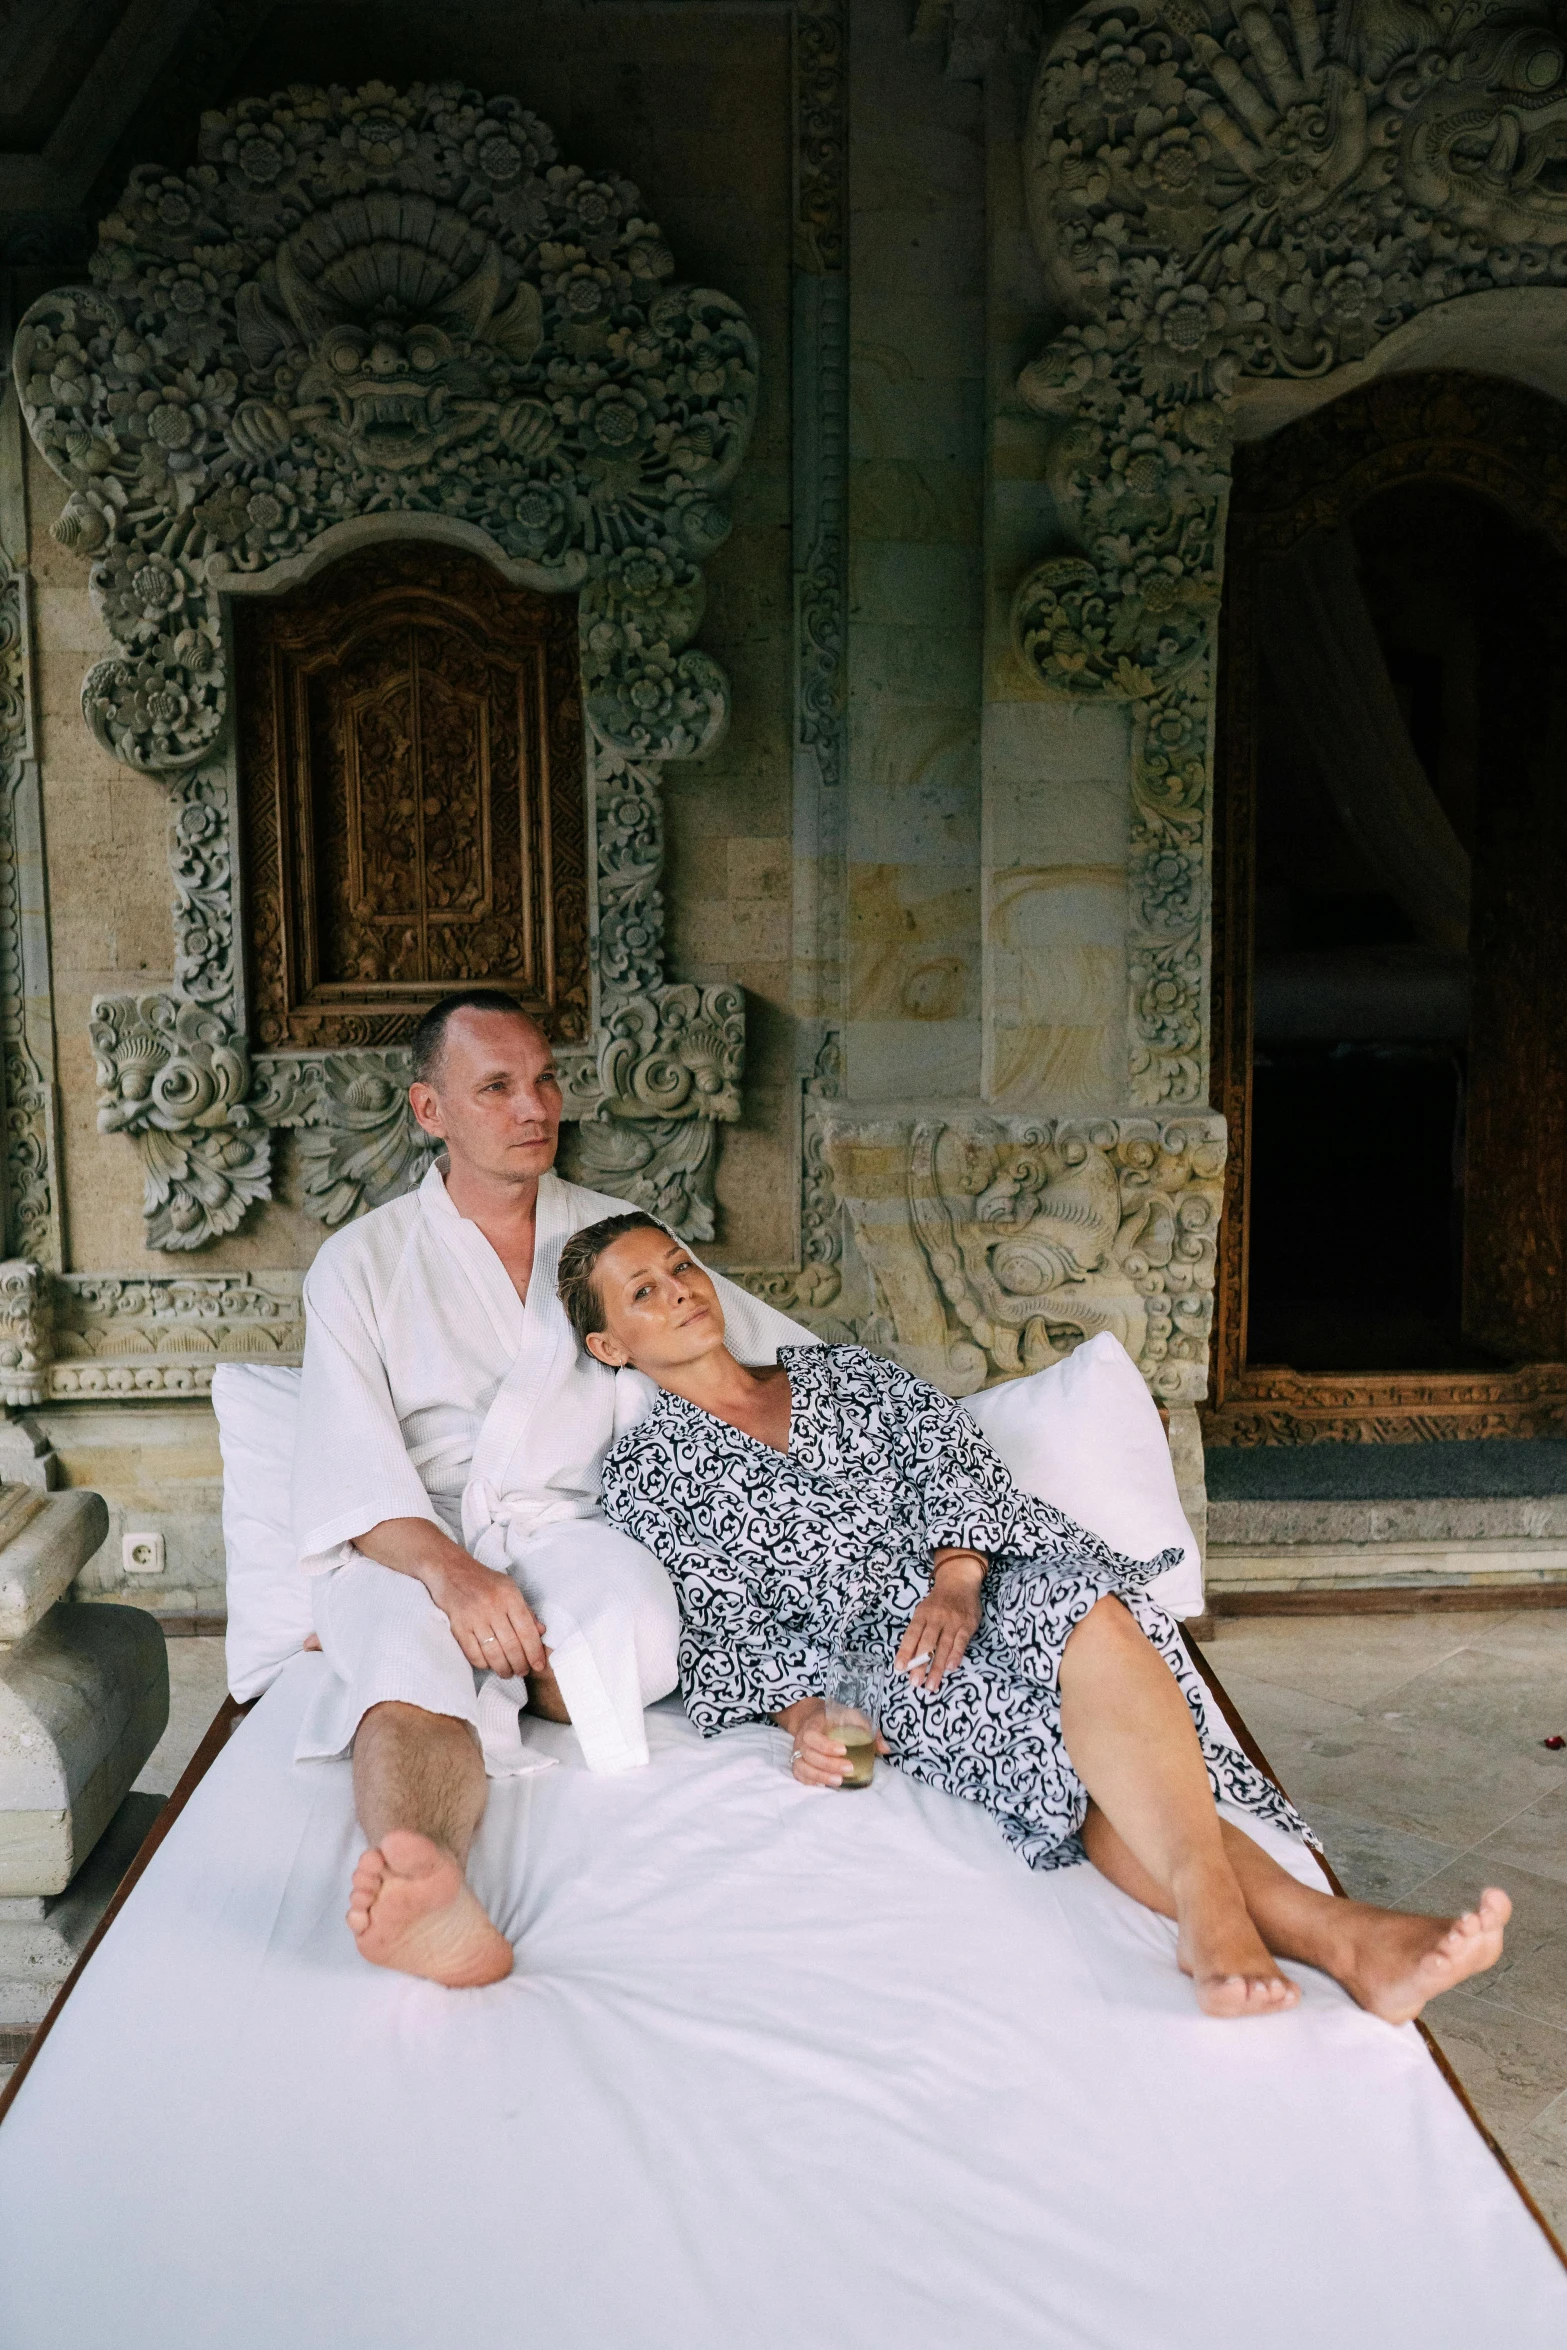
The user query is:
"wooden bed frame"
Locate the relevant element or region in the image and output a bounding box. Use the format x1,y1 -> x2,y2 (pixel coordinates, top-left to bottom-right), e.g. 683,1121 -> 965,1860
3,1646 -> 1564,2273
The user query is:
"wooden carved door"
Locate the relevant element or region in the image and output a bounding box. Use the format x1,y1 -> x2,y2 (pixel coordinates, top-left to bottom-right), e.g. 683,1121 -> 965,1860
236,542 -> 589,1051
1208,372 -> 1567,1444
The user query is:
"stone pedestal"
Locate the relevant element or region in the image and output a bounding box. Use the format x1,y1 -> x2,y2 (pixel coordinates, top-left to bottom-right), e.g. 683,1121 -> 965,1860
0,1791 -> 162,2028
0,1488 -> 167,1900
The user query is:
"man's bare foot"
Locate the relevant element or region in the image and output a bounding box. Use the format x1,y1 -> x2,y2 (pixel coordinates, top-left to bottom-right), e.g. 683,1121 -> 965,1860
1338,1889 -> 1511,2024
1174,1861 -> 1301,2018
345,1828 -> 513,1987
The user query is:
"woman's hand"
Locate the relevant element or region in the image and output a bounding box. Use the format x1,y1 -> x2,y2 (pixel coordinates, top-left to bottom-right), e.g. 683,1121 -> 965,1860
775,1696 -> 888,1787
895,1548 -> 986,1692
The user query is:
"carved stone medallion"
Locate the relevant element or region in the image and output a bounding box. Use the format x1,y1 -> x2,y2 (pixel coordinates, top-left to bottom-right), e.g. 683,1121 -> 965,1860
14,81 -> 758,777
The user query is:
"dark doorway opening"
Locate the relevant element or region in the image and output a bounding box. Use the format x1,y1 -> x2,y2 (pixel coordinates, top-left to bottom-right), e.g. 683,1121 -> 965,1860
1210,374 -> 1567,1440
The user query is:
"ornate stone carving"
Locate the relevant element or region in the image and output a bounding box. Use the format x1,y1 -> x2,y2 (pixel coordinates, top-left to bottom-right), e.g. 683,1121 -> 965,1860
250,1051 -> 438,1228
817,1112 -> 1225,1400
1128,668 -> 1212,1104
793,14 -> 849,1134
734,1035 -> 849,1322
0,552 -> 58,1265
0,1260 -> 308,1399
1018,0 -> 1567,690
15,82 -> 759,777
557,1111 -> 722,1243
572,982 -> 745,1125
89,994 -> 271,1250
18,82 -> 757,1253
49,1270 -> 303,1398
0,1260 -> 50,1407
796,0 -> 848,274
556,980 -> 745,1240
1014,0 -> 1567,1101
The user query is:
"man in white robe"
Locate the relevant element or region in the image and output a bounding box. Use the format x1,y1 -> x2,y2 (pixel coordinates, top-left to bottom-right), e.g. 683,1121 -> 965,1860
292,990 -> 810,1987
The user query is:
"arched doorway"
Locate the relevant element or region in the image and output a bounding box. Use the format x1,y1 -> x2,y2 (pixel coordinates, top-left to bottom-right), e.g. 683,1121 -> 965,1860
1208,372 -> 1567,1443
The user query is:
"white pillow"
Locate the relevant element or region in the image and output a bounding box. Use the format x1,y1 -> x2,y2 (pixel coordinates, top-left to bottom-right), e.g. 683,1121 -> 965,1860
959,1333 -> 1204,1617
212,1332 -> 1203,1702
213,1363 -> 311,1702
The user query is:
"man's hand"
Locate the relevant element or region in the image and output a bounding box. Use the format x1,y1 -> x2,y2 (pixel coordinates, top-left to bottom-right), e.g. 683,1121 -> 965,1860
775,1696 -> 889,1787
355,1517 -> 548,1680
424,1552 -> 549,1679
895,1548 -> 986,1692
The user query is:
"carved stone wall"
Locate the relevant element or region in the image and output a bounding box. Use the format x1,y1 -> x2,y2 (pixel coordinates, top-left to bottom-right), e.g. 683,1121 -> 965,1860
15,77 -> 761,1250
762,1109 -> 1224,1403
1012,0 -> 1567,1120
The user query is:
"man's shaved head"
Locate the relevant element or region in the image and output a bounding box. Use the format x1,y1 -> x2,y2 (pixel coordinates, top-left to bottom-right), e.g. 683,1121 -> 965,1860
410,991 -> 544,1087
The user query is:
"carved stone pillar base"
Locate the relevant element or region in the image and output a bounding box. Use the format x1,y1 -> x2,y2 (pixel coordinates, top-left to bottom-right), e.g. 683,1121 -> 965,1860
0,1489 -> 164,1903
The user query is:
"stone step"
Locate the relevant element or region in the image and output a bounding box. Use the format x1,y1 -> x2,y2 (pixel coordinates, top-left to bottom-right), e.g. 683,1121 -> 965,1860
1209,1494 -> 1567,1547
1206,1530 -> 1567,1598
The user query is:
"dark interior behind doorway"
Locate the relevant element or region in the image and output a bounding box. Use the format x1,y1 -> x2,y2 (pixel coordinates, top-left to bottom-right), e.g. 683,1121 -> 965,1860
1246,481 -> 1563,1373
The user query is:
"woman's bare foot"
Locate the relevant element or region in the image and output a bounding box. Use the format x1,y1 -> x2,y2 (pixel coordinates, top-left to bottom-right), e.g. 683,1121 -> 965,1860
1337,1889 -> 1511,2024
345,1828 -> 513,1987
1174,1860 -> 1301,2018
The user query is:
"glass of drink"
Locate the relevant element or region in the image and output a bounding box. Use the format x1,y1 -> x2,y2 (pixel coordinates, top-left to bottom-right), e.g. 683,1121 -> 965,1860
824,1649 -> 882,1790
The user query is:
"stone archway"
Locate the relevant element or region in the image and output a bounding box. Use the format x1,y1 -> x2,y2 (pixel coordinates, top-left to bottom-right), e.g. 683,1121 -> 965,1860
1015,0 -> 1567,1123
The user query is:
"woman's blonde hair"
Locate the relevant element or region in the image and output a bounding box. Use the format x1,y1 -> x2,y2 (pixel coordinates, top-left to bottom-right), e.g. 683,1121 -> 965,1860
556,1212 -> 671,1348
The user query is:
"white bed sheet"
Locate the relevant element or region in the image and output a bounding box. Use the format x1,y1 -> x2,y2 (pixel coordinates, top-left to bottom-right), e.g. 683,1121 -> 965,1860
1,1651 -> 1562,2350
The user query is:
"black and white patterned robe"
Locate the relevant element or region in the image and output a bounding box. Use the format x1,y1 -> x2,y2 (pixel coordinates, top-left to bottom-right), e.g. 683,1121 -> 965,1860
599,1345 -> 1311,1871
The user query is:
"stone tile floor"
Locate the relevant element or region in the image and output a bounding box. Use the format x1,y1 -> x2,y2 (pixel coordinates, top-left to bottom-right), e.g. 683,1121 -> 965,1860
7,1624 -> 1567,2256
1202,1607 -> 1567,2245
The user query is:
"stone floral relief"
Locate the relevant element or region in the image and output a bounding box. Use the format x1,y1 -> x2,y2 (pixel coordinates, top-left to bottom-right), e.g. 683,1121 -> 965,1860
16,80 -> 760,1249
1016,0 -> 1567,1102
789,1113 -> 1225,1401
0,549 -> 59,1272
42,1271 -> 302,1401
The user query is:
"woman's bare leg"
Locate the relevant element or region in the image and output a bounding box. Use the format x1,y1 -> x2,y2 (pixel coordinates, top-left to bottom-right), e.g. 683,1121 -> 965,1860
1083,1804 -> 1510,2023
1059,1597 -> 1297,2017
1066,1599 -> 1513,2021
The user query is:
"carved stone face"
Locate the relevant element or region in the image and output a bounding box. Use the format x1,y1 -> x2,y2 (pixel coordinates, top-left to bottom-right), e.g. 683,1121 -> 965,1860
1402,25 -> 1567,241
299,316 -> 496,471
237,194 -> 547,475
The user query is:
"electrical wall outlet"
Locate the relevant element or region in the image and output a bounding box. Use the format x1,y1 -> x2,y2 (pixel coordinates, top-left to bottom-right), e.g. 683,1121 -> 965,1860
122,1531 -> 165,1576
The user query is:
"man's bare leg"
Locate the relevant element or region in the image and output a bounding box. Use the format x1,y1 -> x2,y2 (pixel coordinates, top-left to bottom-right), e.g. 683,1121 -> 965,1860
1060,1597 -> 1297,2017
345,1701 -> 513,1987
1083,1806 -> 1509,2024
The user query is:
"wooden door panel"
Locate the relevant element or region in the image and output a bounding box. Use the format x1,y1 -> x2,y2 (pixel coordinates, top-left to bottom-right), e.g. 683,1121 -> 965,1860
237,541 -> 588,1051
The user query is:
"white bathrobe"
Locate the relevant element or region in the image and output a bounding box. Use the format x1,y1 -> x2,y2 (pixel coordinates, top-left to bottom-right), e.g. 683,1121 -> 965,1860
292,1162 -> 814,1774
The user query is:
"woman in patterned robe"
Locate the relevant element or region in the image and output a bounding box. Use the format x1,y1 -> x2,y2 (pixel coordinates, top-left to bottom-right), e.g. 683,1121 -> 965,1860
561,1213 -> 1512,2024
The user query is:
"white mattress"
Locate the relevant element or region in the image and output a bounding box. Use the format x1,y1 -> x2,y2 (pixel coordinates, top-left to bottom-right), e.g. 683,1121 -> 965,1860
1,1652 -> 1562,2349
